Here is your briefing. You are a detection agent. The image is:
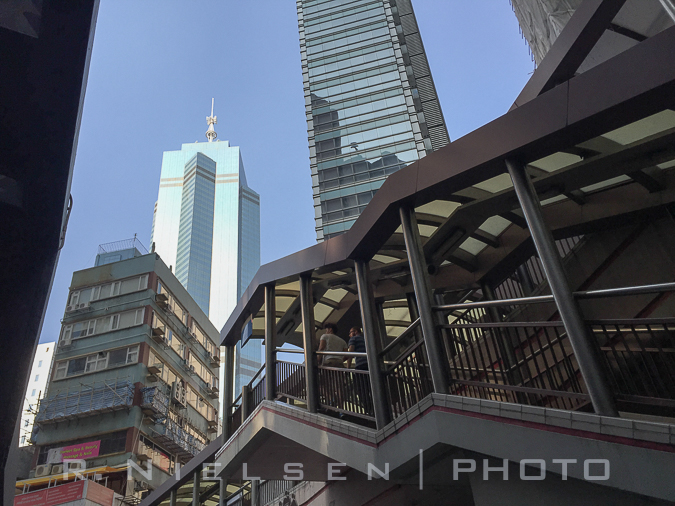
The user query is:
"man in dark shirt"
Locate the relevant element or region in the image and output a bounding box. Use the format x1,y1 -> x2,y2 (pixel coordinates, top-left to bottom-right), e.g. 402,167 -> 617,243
347,326 -> 371,412
347,327 -> 367,370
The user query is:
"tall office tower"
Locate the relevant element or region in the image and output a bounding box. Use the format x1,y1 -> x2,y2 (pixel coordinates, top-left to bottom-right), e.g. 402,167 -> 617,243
297,0 -> 450,241
151,103 -> 261,410
18,342 -> 55,447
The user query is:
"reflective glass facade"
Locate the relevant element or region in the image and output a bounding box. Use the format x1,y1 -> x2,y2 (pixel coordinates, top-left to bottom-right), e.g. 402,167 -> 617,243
298,0 -> 450,241
151,140 -> 261,413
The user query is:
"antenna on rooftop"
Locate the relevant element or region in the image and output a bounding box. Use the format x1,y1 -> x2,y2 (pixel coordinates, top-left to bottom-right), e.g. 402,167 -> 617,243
206,98 -> 217,142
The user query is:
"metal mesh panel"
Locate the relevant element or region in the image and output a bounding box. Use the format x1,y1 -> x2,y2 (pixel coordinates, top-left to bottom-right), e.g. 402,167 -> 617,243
422,100 -> 444,128
410,54 -> 430,78
400,15 -> 418,36
404,32 -> 423,56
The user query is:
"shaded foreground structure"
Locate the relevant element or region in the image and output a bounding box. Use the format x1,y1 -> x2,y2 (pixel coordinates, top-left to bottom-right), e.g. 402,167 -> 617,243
148,0 -> 675,504
0,1 -> 99,504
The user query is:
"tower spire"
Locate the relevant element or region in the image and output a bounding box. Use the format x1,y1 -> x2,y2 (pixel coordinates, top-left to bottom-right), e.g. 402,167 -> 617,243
206,98 -> 217,142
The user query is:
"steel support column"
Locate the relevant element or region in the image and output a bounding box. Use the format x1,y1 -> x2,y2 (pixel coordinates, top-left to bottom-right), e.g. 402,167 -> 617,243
299,273 -> 319,413
219,478 -> 226,506
399,206 -> 449,394
223,345 -> 235,438
251,479 -> 260,506
264,284 -> 276,401
192,467 -> 201,506
505,158 -> 618,416
170,490 -> 177,506
355,259 -> 392,428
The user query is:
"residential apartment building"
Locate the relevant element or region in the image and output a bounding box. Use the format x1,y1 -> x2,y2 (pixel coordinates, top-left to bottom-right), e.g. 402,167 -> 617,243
18,343 -> 55,447
21,240 -> 220,502
298,0 -> 450,240
151,109 -> 261,407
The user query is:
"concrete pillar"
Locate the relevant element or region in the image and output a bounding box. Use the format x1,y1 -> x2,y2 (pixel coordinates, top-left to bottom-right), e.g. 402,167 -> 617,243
299,273 -> 319,412
250,478 -> 260,506
355,259 -> 392,428
505,158 -> 618,416
265,284 -> 277,401
399,206 -> 449,394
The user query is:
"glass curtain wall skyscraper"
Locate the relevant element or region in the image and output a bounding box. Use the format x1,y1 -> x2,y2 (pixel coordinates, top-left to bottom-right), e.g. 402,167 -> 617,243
151,105 -> 261,411
298,0 -> 450,241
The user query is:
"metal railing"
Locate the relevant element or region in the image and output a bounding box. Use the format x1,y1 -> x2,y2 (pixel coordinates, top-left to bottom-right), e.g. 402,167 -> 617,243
385,339 -> 433,418
317,366 -> 375,420
276,361 -> 307,402
433,282 -> 675,414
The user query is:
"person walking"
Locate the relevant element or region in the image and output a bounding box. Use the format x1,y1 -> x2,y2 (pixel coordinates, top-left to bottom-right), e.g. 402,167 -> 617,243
346,326 -> 371,413
317,323 -> 347,368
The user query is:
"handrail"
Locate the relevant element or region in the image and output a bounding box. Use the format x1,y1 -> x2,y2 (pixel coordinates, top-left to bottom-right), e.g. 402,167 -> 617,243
380,318 -> 420,356
434,281 -> 675,312
316,351 -> 366,357
275,348 -> 367,357
275,348 -> 304,354
249,364 -> 265,387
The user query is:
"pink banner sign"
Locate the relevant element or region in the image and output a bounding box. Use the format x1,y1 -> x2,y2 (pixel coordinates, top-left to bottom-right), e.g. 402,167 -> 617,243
60,440 -> 101,460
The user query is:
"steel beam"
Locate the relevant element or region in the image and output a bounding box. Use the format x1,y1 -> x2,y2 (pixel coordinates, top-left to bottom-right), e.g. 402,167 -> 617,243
399,206 -> 449,394
355,259 -> 392,428
223,345 -> 235,438
299,273 -> 319,412
264,284 -> 276,401
192,467 -> 200,506
512,0 -> 628,108
505,158 -> 618,416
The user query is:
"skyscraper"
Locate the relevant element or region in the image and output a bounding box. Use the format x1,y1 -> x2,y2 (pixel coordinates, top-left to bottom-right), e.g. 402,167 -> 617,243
297,0 -> 450,241
151,102 -> 261,409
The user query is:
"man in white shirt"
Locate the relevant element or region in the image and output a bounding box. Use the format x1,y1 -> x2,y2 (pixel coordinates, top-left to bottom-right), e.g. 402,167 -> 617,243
317,323 -> 347,368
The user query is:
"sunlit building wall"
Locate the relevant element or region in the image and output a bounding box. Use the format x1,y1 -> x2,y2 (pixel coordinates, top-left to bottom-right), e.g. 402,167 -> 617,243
151,139 -> 261,412
297,0 -> 450,241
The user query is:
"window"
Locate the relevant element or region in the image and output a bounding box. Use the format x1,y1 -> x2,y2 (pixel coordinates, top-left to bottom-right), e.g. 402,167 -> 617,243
31,389 -> 36,397
85,352 -> 108,373
38,360 -> 42,368
69,291 -> 80,306
61,325 -> 73,344
54,361 -> 67,380
91,285 -> 101,301
20,436 -> 25,445
111,314 -> 120,330
67,357 -> 86,376
126,345 -> 139,364
138,274 -> 149,290
24,419 -> 29,427
34,375 -> 39,382
111,281 -> 121,296
135,308 -> 145,325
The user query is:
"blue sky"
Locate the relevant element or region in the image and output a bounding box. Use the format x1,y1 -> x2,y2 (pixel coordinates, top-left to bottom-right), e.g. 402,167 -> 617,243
39,1 -> 533,344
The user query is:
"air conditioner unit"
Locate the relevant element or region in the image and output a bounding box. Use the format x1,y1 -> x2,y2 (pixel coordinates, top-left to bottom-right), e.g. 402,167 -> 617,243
171,382 -> 187,407
77,302 -> 90,310
58,339 -> 72,348
189,365 -> 195,374
51,464 -> 64,475
65,305 -> 75,312
64,461 -> 85,471
35,464 -> 52,477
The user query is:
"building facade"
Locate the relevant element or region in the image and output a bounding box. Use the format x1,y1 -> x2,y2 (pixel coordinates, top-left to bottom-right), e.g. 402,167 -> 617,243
298,0 -> 450,241
24,241 -> 221,502
18,342 -> 55,447
150,113 -> 262,411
